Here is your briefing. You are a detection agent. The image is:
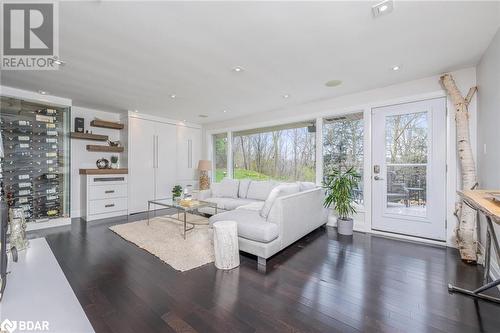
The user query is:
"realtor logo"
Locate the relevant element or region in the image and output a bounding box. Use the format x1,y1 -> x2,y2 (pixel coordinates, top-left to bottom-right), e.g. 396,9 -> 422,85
1,1 -> 59,70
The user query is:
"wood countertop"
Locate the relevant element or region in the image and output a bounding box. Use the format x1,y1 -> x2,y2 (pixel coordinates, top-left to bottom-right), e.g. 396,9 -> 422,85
458,190 -> 500,224
79,168 -> 128,175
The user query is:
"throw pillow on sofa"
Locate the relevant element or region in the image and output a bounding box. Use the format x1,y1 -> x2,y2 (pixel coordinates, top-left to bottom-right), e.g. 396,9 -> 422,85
297,181 -> 317,191
260,183 -> 300,218
238,179 -> 251,198
216,178 -> 239,198
246,180 -> 276,201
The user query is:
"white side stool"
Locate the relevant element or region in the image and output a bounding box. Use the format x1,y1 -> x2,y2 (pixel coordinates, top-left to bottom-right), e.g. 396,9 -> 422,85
213,220 -> 240,270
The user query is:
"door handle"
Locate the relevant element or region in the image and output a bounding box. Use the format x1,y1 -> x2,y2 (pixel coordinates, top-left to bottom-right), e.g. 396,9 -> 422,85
156,135 -> 159,168
153,136 -> 156,169
374,176 -> 384,180
105,190 -> 115,194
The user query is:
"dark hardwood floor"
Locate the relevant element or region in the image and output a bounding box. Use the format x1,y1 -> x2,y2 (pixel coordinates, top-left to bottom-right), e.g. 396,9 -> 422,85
32,213 -> 500,333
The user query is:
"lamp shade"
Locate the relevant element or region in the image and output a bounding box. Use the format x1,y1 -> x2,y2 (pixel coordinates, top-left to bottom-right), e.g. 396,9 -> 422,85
197,160 -> 212,171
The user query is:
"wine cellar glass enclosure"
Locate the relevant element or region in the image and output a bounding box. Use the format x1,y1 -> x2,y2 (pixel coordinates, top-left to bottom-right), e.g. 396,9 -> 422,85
0,96 -> 70,226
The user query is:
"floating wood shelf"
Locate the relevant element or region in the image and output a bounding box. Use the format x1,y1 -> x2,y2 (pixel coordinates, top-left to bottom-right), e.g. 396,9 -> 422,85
79,168 -> 128,175
86,145 -> 124,153
90,120 -> 124,130
71,132 -> 108,141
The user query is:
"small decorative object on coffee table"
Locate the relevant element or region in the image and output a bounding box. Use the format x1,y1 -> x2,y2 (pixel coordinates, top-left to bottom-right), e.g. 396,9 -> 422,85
213,220 -> 240,270
198,160 -> 212,190
172,185 -> 183,201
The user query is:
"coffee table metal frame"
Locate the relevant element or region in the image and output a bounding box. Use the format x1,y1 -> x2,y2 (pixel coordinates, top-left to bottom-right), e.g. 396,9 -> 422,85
147,198 -> 217,239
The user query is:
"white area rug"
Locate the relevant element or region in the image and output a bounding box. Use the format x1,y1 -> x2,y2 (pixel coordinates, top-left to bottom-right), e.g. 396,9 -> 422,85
109,213 -> 214,272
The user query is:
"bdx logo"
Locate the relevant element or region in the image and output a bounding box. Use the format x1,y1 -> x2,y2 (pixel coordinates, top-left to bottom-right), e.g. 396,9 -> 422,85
1,1 -> 58,70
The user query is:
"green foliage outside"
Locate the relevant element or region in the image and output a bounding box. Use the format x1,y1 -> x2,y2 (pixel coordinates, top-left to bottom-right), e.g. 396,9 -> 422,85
215,167 -> 314,183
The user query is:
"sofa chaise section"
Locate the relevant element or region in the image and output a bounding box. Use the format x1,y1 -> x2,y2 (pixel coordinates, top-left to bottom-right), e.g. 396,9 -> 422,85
209,186 -> 327,267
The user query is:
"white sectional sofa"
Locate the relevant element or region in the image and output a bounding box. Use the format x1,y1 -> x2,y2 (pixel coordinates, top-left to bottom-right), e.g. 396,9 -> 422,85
198,179 -> 327,267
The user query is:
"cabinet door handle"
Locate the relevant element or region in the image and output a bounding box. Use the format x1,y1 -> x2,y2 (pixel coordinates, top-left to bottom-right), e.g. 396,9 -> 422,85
156,135 -> 159,168
105,190 -> 115,194
188,139 -> 192,168
153,135 -> 157,169
105,204 -> 115,208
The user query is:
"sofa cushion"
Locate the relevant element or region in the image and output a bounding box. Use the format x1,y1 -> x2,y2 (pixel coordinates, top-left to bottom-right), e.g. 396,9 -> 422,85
209,209 -> 279,243
204,197 -> 260,210
214,178 -> 239,198
237,201 -> 264,211
238,179 -> 251,198
297,181 -> 317,191
246,180 -> 276,201
260,183 -> 300,218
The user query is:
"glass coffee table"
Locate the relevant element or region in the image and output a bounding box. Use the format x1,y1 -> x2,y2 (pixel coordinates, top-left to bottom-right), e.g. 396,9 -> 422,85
147,198 -> 217,239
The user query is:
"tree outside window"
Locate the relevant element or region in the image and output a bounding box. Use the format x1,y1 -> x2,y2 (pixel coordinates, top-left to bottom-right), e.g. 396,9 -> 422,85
323,113 -> 364,204
213,133 -> 227,182
232,122 -> 316,182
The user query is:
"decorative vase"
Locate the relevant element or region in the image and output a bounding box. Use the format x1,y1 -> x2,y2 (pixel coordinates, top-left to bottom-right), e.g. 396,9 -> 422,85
111,162 -> 118,169
199,170 -> 210,190
9,208 -> 29,252
337,217 -> 354,236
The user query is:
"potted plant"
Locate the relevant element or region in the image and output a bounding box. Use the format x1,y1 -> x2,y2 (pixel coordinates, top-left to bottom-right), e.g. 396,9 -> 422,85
172,185 -> 183,201
110,155 -> 119,169
323,167 -> 360,236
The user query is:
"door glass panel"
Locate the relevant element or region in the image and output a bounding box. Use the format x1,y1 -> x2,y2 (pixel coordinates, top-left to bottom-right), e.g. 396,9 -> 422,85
385,112 -> 428,217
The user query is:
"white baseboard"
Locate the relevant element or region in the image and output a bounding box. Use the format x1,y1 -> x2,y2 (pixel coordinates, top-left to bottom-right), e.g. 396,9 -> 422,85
26,217 -> 71,231
326,219 -> 366,232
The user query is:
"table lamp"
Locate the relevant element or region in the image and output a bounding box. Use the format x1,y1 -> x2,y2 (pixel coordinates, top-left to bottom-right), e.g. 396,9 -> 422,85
198,160 -> 212,190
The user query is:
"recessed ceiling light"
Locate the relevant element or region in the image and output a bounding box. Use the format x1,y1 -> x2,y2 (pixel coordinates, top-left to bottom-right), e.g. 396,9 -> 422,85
170,94 -> 176,99
134,109 -> 139,113
232,66 -> 244,72
283,94 -> 290,99
198,114 -> 208,118
325,80 -> 342,87
223,110 -> 228,113
38,90 -> 48,95
52,56 -> 66,66
372,0 -> 394,17
392,65 -> 400,71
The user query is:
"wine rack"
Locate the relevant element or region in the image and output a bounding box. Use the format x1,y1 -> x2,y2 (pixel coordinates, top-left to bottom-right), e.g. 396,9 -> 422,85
0,96 -> 70,223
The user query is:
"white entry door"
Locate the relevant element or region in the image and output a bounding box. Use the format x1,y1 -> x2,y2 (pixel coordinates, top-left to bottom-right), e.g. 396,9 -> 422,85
372,98 -> 447,240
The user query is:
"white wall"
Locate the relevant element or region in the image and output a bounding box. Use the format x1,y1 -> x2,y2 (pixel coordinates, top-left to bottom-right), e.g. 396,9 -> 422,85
70,106 -> 125,217
477,28 -> 500,280
203,67 -> 478,247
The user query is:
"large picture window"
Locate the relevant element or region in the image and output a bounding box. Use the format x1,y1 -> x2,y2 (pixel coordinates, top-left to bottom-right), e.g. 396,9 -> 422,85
213,133 -> 228,182
323,112 -> 364,204
232,122 -> 316,182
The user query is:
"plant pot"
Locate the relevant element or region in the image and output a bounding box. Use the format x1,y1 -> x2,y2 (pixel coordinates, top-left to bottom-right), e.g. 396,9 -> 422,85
327,213 -> 337,226
337,217 -> 354,236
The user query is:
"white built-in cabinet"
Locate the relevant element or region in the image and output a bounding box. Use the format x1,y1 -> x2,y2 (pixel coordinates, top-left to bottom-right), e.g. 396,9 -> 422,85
128,115 -> 201,214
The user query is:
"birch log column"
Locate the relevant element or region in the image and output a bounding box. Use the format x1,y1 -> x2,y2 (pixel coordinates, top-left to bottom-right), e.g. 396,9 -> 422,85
213,220 -> 240,269
440,73 -> 478,263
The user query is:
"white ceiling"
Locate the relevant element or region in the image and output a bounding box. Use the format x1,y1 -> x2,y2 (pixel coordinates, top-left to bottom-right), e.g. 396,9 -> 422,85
2,1 -> 499,124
